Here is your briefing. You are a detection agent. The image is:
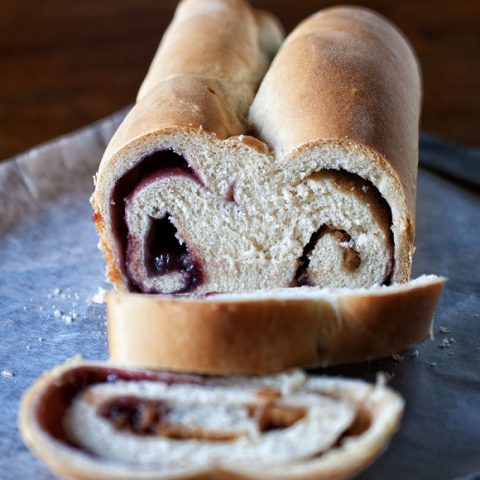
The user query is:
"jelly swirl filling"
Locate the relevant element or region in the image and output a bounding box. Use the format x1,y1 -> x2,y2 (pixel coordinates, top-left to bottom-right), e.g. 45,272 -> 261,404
110,150 -> 394,294
35,365 -> 373,467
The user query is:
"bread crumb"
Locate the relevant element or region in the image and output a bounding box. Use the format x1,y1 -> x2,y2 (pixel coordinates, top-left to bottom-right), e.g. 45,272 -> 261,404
391,353 -> 404,362
62,314 -> 73,324
38,337 -> 44,342
439,326 -> 449,334
438,338 -> 455,349
53,309 -> 62,318
91,287 -> 107,304
1,369 -> 14,377
410,350 -> 419,358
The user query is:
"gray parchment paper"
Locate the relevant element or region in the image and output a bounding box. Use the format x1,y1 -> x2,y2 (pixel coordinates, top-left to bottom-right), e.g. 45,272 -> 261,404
0,113 -> 479,480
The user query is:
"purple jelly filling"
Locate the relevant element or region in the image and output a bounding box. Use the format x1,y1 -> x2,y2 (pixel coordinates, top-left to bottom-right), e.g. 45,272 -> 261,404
111,150 -> 203,293
144,214 -> 202,293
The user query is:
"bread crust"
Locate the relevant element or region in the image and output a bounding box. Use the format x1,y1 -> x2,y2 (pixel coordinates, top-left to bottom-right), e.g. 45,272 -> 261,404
91,0 -> 283,290
249,6 -> 421,284
19,359 -> 403,480
107,276 -> 444,374
92,3 -> 421,292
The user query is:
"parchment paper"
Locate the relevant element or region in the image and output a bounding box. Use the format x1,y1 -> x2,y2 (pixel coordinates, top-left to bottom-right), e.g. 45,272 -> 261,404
0,112 -> 479,480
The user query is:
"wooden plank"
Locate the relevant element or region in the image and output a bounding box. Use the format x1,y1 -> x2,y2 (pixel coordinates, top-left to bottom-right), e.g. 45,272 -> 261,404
1,0 -> 479,160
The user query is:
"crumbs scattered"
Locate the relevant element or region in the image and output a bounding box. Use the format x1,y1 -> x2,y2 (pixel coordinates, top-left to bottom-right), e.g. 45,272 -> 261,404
91,287 -> 107,304
46,287 -> 85,324
48,287 -> 81,301
48,287 -> 65,299
438,338 -> 456,349
1,369 -> 14,377
439,325 -> 449,334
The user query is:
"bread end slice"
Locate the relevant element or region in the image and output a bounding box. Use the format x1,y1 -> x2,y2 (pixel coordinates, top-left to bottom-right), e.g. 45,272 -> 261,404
107,275 -> 445,374
19,358 -> 403,480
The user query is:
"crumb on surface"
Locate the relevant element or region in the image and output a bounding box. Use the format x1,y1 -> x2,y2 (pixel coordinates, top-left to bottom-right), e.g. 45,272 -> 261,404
410,350 -> 419,358
439,325 -> 449,334
91,287 -> 107,304
1,369 -> 14,377
438,338 -> 456,349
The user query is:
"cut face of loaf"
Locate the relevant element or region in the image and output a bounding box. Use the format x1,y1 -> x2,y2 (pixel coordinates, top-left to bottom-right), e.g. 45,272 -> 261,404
20,359 -> 404,480
120,147 -> 394,294
92,2 -> 421,295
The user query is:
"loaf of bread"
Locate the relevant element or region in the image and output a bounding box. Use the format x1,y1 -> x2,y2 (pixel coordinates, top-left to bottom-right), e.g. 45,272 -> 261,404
107,275 -> 444,374
92,0 -> 421,295
19,359 -> 403,480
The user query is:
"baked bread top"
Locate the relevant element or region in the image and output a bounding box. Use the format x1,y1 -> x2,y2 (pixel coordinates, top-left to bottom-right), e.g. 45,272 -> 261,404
92,1 -> 421,295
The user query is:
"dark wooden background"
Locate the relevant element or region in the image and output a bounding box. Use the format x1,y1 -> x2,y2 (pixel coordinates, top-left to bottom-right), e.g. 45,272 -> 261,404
1,0 -> 479,160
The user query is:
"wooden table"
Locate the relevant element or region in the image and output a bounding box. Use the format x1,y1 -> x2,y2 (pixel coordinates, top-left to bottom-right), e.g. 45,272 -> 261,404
1,0 -> 479,160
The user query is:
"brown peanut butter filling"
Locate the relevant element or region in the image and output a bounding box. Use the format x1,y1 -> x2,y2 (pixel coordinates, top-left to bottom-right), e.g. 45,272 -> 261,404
98,396 -> 239,441
293,170 -> 394,287
246,403 -> 307,433
97,394 -> 306,439
34,365 -> 372,458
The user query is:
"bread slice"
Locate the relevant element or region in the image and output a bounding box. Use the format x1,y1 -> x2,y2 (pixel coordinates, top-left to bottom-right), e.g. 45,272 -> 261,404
91,2 -> 421,295
19,358 -> 404,480
106,275 -> 445,374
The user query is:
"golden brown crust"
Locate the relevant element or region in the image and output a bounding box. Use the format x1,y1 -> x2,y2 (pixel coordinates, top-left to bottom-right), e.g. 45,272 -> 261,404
92,3 -> 420,291
107,276 -> 444,374
91,0 -> 282,291
249,6 -> 421,284
251,6 -> 421,212
19,359 -> 404,480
